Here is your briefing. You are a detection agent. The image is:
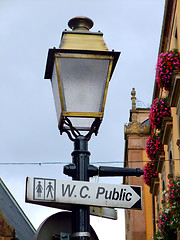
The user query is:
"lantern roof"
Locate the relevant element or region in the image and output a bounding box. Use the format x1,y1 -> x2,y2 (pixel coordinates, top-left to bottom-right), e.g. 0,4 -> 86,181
60,16 -> 108,51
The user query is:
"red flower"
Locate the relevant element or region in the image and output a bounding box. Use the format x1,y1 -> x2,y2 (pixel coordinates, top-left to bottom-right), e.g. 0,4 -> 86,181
146,132 -> 164,160
149,97 -> 171,129
156,49 -> 180,90
143,161 -> 158,186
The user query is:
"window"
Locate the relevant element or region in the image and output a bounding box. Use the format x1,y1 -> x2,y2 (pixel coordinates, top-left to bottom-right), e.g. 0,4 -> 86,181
169,151 -> 174,178
156,195 -> 160,214
161,168 -> 166,206
173,19 -> 178,49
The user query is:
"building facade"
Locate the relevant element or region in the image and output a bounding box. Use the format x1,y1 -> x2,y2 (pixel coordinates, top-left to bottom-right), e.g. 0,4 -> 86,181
150,0 -> 180,237
124,88 -> 153,240
124,0 -> 180,238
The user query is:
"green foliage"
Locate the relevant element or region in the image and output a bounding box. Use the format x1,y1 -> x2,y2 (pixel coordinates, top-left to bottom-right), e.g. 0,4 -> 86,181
155,175 -> 180,239
155,208 -> 177,240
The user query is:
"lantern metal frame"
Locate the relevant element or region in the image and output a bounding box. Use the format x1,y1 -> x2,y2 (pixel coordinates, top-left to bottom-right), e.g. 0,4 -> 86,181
44,48 -> 120,140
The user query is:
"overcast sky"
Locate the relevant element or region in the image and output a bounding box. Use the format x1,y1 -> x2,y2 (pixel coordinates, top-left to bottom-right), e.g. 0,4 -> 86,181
0,0 -> 165,239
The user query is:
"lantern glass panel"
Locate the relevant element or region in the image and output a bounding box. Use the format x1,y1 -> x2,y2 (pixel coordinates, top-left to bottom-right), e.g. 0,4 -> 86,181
57,56 -> 110,113
65,117 -> 95,131
51,64 -> 61,121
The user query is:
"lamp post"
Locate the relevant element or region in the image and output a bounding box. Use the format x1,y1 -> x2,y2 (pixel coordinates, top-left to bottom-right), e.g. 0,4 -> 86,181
44,17 -> 143,240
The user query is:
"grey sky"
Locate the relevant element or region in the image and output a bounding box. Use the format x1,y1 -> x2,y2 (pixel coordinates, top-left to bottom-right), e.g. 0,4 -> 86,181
0,0 -> 165,239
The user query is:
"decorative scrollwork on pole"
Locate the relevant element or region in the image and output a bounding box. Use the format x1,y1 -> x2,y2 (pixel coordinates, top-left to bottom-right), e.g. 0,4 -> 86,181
61,117 -> 102,141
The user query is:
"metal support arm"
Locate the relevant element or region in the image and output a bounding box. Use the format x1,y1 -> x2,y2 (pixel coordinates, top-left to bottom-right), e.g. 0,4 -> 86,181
64,165 -> 144,178
98,166 -> 144,177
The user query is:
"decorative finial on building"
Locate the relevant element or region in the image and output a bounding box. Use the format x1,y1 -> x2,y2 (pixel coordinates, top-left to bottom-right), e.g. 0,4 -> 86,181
131,88 -> 136,110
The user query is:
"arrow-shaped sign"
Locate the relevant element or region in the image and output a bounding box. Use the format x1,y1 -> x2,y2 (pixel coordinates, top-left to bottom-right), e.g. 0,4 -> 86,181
26,177 -> 142,210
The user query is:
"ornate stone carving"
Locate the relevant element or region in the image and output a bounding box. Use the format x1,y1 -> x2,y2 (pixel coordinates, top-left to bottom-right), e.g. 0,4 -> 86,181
124,121 -> 150,135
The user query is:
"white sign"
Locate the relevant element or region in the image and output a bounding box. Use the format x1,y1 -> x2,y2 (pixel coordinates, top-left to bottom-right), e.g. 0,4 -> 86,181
26,177 -> 142,210
90,206 -> 117,219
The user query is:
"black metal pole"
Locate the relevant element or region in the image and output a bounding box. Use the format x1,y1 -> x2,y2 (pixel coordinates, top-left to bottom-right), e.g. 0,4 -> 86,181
71,136 -> 90,240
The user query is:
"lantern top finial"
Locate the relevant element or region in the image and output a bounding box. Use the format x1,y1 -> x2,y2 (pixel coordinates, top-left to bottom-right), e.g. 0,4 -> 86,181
68,16 -> 94,31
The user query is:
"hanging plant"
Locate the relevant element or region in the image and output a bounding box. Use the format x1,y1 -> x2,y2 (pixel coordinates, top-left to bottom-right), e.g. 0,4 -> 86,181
143,161 -> 158,186
149,97 -> 171,129
156,49 -> 180,90
146,132 -> 164,160
166,175 -> 180,229
155,208 -> 177,240
155,176 -> 180,239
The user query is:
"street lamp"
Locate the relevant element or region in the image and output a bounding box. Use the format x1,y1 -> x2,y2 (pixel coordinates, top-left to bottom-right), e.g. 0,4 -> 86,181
44,17 -> 143,240
44,16 -> 119,140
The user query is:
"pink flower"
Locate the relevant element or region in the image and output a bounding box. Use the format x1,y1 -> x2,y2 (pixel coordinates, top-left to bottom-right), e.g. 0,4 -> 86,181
156,49 -> 180,90
149,97 -> 171,129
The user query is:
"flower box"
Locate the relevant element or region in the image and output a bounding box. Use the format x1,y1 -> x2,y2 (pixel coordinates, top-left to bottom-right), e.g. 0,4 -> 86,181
143,161 -> 158,187
149,97 -> 171,129
146,132 -> 164,161
156,49 -> 180,91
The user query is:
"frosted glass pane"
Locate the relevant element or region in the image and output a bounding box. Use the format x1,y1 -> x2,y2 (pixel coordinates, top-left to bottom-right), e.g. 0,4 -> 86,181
58,57 -> 110,113
64,117 -> 95,131
51,63 -> 62,122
